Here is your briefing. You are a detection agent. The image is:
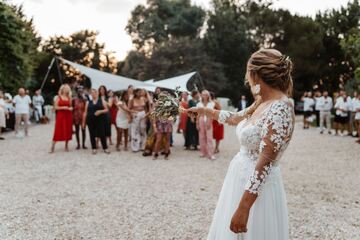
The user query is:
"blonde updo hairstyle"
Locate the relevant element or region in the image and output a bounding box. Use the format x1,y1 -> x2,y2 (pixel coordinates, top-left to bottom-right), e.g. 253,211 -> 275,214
247,49 -> 293,96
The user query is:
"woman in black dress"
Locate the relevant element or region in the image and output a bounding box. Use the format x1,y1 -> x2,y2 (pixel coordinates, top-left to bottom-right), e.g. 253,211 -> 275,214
99,85 -> 112,145
83,89 -> 110,154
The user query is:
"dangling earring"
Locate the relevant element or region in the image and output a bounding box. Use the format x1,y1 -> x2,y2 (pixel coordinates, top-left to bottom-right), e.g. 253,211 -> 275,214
252,84 -> 261,95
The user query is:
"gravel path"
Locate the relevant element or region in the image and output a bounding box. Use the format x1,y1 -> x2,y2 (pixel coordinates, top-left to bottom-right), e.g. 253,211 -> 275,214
0,119 -> 359,240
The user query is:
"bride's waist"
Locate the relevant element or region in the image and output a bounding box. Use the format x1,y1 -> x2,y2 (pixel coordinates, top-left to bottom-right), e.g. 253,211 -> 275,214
235,149 -> 259,161
232,150 -> 281,169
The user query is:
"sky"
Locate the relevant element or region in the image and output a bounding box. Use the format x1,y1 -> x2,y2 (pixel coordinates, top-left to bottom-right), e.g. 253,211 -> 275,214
9,0 -> 351,60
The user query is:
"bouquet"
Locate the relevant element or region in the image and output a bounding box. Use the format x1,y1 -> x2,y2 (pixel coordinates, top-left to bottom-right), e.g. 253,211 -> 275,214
151,88 -> 181,121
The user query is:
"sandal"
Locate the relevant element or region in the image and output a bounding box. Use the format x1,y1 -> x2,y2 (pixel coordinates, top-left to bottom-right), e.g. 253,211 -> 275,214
153,153 -> 159,160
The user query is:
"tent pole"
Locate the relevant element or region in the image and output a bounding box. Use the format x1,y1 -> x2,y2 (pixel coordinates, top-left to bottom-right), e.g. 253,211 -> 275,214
40,57 -> 56,91
55,57 -> 63,84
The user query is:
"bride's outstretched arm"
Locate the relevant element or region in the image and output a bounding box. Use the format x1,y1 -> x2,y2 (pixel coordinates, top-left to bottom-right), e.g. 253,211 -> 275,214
230,101 -> 294,234
185,97 -> 262,126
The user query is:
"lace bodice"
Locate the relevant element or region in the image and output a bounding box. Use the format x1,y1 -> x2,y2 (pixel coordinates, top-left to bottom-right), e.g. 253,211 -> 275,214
219,99 -> 295,195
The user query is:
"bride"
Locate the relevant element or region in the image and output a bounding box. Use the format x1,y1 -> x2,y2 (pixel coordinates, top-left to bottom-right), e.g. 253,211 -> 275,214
187,49 -> 295,240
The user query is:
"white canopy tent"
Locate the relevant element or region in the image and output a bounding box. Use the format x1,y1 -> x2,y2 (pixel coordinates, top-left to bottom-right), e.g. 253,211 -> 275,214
59,58 -> 154,91
137,72 -> 197,92
59,58 -> 197,92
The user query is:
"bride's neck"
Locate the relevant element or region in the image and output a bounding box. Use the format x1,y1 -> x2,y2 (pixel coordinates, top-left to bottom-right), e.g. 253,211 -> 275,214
260,85 -> 285,102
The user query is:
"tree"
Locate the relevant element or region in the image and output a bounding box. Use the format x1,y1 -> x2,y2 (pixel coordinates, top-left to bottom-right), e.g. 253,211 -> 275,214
248,7 -> 326,95
316,0 -> 360,92
34,30 -> 117,97
204,0 -> 255,103
126,0 -> 206,53
119,37 -> 227,92
341,29 -> 360,92
0,2 -> 40,93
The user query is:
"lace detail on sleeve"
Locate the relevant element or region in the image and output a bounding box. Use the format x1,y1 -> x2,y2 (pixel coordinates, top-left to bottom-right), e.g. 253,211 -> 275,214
218,109 -> 246,124
244,100 -> 294,195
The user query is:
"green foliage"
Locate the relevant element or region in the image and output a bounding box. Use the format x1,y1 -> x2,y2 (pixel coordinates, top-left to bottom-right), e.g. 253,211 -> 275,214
126,0 -> 205,52
119,37 -> 227,92
0,2 -> 40,93
2,0 -> 360,103
315,0 -> 360,92
204,0 -> 256,102
341,29 -> 360,92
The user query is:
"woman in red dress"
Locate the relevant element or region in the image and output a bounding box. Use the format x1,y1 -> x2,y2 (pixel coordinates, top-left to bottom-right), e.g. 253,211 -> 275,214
211,92 -> 224,154
50,84 -> 73,153
178,92 -> 189,144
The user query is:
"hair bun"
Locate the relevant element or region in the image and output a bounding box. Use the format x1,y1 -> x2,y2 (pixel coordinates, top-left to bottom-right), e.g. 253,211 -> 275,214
247,49 -> 294,96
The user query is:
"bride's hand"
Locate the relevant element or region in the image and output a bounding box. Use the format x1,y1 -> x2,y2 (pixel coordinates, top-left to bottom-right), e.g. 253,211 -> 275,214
230,206 -> 249,234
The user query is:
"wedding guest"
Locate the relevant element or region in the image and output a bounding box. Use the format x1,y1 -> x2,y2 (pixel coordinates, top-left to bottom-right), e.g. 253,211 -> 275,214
344,93 -> 353,136
211,92 -> 224,154
353,92 -> 360,143
314,90 -> 322,127
350,92 -> 358,136
197,90 -> 215,160
13,87 -> 32,137
127,85 -> 134,101
108,90 -> 118,127
185,90 -> 200,150
72,86 -> 87,149
116,91 -> 133,151
152,106 -> 173,160
303,91 -> 315,129
154,87 -> 162,98
177,92 -> 189,141
334,91 -> 349,136
128,88 -> 147,152
99,85 -> 112,145
83,89 -> 110,154
4,96 -> 15,130
50,84 -> 73,153
318,91 -> 333,134
32,89 -> 44,123
142,89 -> 154,130
237,95 -> 248,112
0,91 -> 8,140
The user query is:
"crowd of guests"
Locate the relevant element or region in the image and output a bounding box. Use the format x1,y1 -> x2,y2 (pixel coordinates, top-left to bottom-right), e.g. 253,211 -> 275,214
2,85 -> 359,151
0,87 -> 46,140
302,90 -> 360,143
11,84 -> 226,160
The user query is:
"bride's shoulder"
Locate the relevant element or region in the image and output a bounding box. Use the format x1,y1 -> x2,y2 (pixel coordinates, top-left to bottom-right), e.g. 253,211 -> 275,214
270,97 -> 294,113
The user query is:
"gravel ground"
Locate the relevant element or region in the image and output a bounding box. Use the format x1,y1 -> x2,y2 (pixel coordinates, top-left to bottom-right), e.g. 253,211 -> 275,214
0,118 -> 359,240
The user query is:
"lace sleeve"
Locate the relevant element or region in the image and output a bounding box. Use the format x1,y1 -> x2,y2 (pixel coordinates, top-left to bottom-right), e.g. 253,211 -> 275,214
244,101 -> 294,195
218,109 -> 246,125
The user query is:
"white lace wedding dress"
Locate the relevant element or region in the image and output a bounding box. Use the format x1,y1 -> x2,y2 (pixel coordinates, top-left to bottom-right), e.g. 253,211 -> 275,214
207,99 -> 295,240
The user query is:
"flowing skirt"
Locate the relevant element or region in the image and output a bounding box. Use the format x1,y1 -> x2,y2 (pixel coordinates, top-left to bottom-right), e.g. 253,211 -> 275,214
207,151 -> 288,240
53,110 -> 72,142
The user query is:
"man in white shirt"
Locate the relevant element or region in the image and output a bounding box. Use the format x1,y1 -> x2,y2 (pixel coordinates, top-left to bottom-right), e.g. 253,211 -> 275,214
13,88 -> 32,137
349,92 -> 358,136
303,92 -> 315,129
318,91 -> 333,134
334,91 -> 349,136
32,89 -> 45,123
